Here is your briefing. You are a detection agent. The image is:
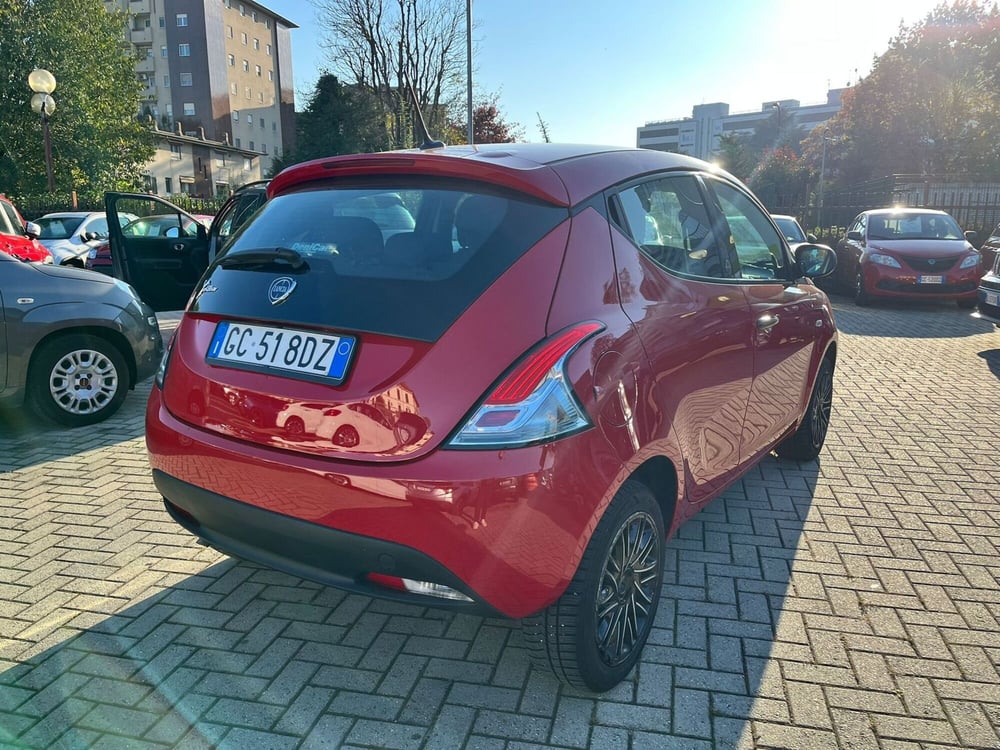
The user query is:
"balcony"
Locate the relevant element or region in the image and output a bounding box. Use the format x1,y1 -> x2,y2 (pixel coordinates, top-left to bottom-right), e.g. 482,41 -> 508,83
136,56 -> 155,74
129,0 -> 151,14
129,27 -> 152,45
141,84 -> 158,100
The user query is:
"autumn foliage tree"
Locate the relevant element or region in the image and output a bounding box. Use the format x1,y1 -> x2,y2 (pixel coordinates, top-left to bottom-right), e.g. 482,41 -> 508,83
802,1 -> 1000,186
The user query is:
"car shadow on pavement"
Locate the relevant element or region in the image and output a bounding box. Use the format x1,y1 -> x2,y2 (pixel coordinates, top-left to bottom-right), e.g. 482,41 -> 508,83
828,295 -> 995,338
0,380 -> 151,474
0,456 -> 818,749
977,348 -> 1000,380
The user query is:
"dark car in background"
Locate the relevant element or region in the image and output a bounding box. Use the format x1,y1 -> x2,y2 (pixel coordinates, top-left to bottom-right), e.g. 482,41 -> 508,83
146,143 -> 838,692
978,222 -> 1000,273
973,249 -> 1000,328
103,181 -> 268,311
835,208 -> 981,307
0,251 -> 162,426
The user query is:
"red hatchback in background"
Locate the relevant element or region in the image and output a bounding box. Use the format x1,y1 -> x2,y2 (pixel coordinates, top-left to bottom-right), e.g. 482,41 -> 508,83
835,208 -> 981,307
0,194 -> 52,263
147,144 -> 838,691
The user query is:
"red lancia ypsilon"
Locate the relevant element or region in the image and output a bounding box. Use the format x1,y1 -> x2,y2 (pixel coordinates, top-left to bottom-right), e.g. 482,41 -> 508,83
147,144 -> 838,691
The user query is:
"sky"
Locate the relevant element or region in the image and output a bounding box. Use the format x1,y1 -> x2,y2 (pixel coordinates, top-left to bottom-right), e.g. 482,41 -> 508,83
276,0 -> 945,147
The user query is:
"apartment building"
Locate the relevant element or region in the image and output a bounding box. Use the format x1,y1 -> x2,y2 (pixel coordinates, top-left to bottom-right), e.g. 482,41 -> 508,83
105,0 -> 297,194
637,88 -> 845,160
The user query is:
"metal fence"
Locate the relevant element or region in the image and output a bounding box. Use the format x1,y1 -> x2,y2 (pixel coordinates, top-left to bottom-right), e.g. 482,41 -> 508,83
772,174 -> 1000,246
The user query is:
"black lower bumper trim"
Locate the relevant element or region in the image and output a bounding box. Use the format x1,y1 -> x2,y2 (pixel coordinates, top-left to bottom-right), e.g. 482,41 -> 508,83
153,469 -> 503,617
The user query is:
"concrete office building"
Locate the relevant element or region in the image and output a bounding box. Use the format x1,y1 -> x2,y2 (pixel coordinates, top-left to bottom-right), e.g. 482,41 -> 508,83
637,88 -> 845,160
105,0 -> 297,194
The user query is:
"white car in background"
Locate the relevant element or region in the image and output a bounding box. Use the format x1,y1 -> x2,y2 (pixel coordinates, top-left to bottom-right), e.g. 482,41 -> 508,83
34,211 -> 137,267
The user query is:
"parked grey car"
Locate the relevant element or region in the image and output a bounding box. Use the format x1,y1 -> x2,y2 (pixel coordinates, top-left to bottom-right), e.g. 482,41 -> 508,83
0,251 -> 163,426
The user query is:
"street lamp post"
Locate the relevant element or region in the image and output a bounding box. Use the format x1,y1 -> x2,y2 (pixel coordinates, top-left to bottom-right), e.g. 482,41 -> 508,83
28,68 -> 57,193
466,0 -> 473,145
818,128 -> 836,230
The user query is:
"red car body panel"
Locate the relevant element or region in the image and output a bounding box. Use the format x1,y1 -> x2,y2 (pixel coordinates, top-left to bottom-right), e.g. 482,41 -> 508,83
147,144 -> 838,621
0,196 -> 51,263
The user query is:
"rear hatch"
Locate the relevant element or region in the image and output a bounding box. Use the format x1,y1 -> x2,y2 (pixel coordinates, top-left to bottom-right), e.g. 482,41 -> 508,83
161,178 -> 571,460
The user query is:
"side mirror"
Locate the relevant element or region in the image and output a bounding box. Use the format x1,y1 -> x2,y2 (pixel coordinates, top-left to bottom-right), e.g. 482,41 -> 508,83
806,233 -> 818,243
964,230 -> 978,243
25,221 -> 41,240
846,230 -> 863,241
795,243 -> 836,279
83,230 -> 102,241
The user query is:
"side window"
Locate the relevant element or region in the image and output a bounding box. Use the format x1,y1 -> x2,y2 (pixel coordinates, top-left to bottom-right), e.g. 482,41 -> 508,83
616,175 -> 726,278
89,218 -> 110,237
712,181 -> 788,280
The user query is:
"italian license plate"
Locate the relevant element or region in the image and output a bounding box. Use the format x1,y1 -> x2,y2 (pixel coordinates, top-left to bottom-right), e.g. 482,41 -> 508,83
987,291 -> 999,306
918,275 -> 943,284
206,321 -> 356,384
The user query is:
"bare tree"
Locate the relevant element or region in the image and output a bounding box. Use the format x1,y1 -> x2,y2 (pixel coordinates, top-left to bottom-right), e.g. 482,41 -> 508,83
314,0 -> 467,148
536,112 -> 551,143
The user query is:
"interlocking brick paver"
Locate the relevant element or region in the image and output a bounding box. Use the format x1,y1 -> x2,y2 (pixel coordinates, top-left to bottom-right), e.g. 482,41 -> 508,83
1,302 -> 999,748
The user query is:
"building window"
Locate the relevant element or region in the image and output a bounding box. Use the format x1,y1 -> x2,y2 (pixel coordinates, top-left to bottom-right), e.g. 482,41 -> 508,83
233,110 -> 239,122
253,38 -> 260,50
245,86 -> 251,99
249,141 -> 255,151
183,102 -> 195,116
241,32 -> 247,45
235,138 -> 241,147
163,75 -> 170,87
170,144 -> 182,160
239,3 -> 245,16
160,45 -> 168,58
272,121 -> 277,131
268,70 -> 274,81
180,72 -> 193,87
176,13 -> 188,26
180,180 -> 193,195
227,25 -> 233,38
231,82 -> 238,95
178,43 -> 191,56
144,174 -> 157,193
252,11 -> 258,22
266,18 -> 271,29
164,177 -> 173,193
158,16 -> 165,27
258,91 -> 264,103
255,64 -> 261,77
261,143 -> 267,154
244,157 -> 252,170
165,103 -> 173,117
259,118 -> 265,129
266,44 -> 272,56
247,114 -> 253,125
228,54 -> 235,66
242,59 -> 249,72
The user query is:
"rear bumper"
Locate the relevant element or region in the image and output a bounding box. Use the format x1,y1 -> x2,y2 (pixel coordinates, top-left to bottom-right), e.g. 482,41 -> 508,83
155,469 -> 503,617
146,387 -> 620,618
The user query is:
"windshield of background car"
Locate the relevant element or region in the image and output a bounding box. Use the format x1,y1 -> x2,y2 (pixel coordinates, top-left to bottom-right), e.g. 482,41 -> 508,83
0,201 -> 26,237
36,216 -> 85,239
773,217 -> 806,242
868,213 -> 963,240
200,182 -> 568,341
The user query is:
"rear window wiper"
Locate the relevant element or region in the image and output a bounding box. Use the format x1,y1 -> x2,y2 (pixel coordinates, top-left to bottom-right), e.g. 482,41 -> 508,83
217,247 -> 305,269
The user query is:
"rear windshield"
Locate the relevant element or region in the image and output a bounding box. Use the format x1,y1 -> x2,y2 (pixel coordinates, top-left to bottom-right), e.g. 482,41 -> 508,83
196,181 -> 568,341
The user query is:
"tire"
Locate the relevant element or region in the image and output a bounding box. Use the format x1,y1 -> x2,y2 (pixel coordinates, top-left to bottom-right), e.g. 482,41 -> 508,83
853,268 -> 870,306
957,297 -> 977,309
29,334 -> 130,427
521,480 -> 664,692
332,424 -> 360,447
284,416 -> 306,436
775,357 -> 834,462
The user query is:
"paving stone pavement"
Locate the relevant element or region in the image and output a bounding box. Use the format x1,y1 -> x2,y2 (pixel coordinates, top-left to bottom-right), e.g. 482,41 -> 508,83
0,300 -> 998,749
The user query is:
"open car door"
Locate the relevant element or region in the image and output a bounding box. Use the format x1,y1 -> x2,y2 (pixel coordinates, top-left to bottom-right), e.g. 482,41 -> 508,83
105,193 -> 211,312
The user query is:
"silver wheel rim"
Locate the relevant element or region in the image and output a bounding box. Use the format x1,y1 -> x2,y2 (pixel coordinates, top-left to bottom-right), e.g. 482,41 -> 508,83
595,510 -> 660,667
48,348 -> 119,415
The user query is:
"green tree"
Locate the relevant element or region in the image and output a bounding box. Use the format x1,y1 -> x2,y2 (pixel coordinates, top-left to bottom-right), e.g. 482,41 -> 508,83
0,0 -> 153,195
802,1 -> 1000,186
269,74 -> 390,175
715,133 -> 756,182
745,147 -> 812,210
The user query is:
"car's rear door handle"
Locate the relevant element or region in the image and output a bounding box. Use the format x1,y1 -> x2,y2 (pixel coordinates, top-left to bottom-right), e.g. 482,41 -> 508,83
757,313 -> 779,330
172,243 -> 186,252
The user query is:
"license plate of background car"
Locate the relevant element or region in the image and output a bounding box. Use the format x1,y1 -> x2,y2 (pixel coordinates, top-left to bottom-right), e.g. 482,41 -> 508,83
987,292 -> 999,306
918,275 -> 944,284
206,321 -> 356,385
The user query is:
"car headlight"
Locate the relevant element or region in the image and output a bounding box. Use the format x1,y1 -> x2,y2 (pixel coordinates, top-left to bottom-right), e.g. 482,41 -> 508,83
868,252 -> 901,268
959,253 -> 981,269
